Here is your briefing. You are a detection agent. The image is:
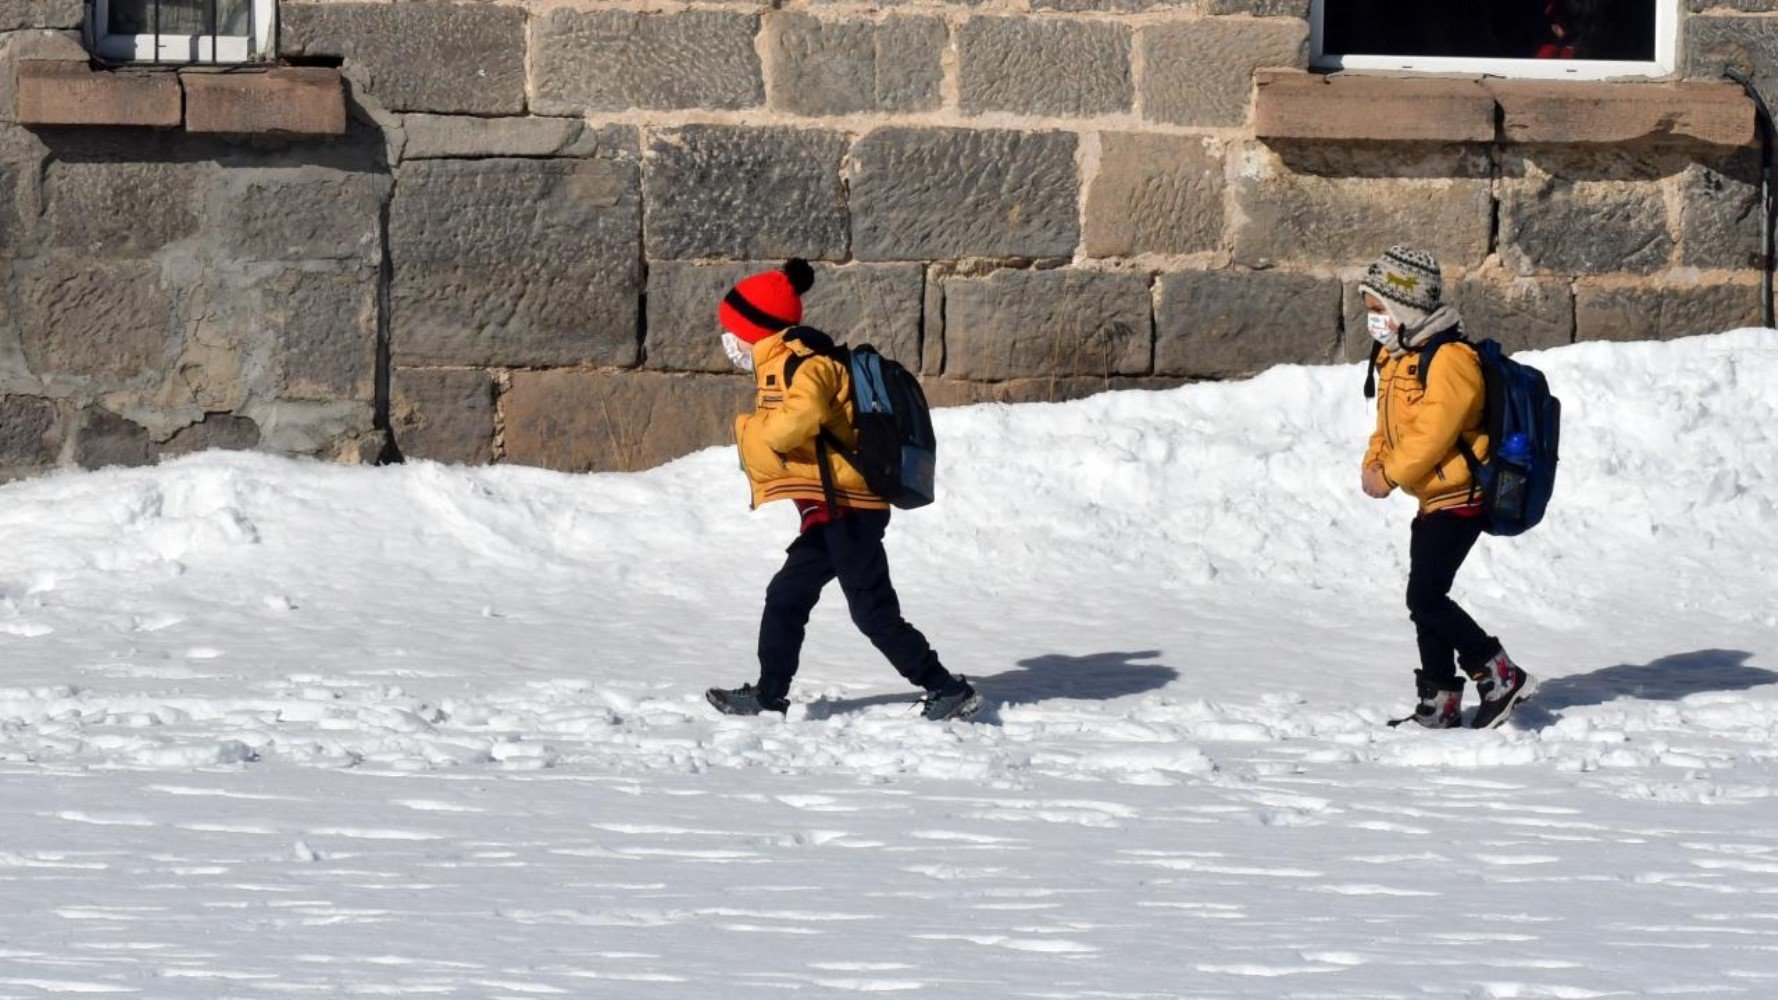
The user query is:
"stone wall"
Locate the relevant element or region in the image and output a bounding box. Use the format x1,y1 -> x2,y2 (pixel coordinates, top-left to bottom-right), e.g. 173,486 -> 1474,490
1,3 -> 1774,477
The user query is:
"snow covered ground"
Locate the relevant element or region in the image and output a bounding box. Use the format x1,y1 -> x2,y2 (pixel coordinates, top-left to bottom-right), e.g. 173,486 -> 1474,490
2,329 -> 1776,998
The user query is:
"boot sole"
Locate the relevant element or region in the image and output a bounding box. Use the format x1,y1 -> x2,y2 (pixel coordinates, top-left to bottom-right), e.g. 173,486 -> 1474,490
1473,677 -> 1537,730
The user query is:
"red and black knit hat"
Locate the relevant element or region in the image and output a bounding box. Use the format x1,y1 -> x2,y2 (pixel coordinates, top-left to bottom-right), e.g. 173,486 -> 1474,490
718,259 -> 816,344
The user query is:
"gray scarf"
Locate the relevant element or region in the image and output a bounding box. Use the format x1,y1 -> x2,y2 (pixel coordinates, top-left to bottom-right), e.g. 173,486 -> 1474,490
1385,304 -> 1463,358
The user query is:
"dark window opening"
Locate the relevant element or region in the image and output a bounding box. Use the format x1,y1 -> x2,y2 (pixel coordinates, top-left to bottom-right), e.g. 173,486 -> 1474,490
1322,1 -> 1657,62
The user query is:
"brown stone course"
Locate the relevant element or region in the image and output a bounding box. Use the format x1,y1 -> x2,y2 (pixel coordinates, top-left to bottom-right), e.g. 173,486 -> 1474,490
392,368 -> 496,465
14,61 -> 181,128
940,269 -> 1152,381
502,371 -> 752,474
182,68 -> 347,136
1155,269 -> 1339,378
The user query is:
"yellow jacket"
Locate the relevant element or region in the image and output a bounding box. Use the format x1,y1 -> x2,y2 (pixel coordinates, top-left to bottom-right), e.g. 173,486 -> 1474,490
1364,341 -> 1491,514
735,330 -> 887,510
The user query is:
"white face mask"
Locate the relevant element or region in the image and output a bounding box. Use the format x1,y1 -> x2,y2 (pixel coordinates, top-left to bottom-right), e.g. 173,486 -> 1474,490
1366,311 -> 1396,346
722,332 -> 754,373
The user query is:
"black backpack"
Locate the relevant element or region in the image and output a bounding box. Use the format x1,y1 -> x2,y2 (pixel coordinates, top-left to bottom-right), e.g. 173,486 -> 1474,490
783,329 -> 937,510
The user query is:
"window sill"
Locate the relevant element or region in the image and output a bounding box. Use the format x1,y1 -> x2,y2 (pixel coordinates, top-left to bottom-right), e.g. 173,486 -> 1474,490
14,60 -> 345,136
1254,70 -> 1754,148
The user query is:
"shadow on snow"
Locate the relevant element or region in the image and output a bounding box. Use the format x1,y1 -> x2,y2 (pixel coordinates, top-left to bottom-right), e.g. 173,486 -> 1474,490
1513,648 -> 1778,730
804,649 -> 1180,721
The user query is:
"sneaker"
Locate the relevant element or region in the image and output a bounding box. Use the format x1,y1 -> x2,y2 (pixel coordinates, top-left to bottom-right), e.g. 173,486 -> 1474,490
1390,669 -> 1464,729
1465,649 -> 1535,730
919,676 -> 984,722
705,683 -> 789,717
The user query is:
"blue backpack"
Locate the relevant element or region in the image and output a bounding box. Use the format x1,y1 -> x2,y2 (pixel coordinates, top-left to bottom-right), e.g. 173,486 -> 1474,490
1417,332 -> 1562,536
784,330 -> 937,510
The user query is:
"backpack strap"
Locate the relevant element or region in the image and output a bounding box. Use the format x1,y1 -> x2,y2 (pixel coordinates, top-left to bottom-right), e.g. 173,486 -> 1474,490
1414,328 -> 1468,388
814,435 -> 840,513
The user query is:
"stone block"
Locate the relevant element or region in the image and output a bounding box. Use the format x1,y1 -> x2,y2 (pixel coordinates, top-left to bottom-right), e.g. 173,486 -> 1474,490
502,371 -> 753,473
401,117 -> 634,161
766,13 -> 944,116
1254,70 -> 1495,142
1498,151 -> 1673,275
1686,15 -> 1778,101
941,269 -> 1152,380
281,2 -> 526,115
958,16 -> 1132,118
0,394 -> 60,466
181,68 -> 346,136
1206,0 -> 1310,13
21,257 -> 173,381
922,375 -> 1187,407
13,60 -> 181,128
1084,133 -> 1224,257
1689,0 -> 1778,9
645,125 -> 849,261
75,408 -> 155,469
1450,277 -> 1575,353
1680,155 -> 1763,270
646,260 -> 923,373
1232,143 -> 1493,268
0,32 -> 89,124
391,157 -> 642,368
216,166 -> 387,263
43,159 -> 200,257
530,9 -> 763,115
1140,20 -> 1308,127
1576,280 -> 1763,343
263,268 -> 378,402
921,273 -> 944,376
1155,269 -> 1337,378
1030,0 -> 1190,10
161,414 -> 261,455
0,160 -> 25,255
1491,80 -> 1754,148
0,0 -> 80,30
850,127 -> 1079,261
391,368 -> 495,465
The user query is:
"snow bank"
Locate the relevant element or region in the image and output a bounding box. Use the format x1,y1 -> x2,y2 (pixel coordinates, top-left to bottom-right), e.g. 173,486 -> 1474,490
0,330 -> 1774,785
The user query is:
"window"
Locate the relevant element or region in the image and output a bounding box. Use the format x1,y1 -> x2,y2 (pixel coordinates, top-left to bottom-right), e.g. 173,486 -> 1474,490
1312,1 -> 1676,80
89,0 -> 275,64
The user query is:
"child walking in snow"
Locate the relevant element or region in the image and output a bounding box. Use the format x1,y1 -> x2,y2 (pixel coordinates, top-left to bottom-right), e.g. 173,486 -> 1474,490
704,261 -> 982,722
1358,246 -> 1536,729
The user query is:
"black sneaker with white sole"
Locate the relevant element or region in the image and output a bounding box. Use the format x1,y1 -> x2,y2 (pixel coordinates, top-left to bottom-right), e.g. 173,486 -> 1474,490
919,677 -> 984,722
705,683 -> 790,717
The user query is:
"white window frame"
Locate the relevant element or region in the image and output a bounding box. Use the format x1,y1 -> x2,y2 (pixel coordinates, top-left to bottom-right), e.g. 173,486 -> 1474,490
1310,0 -> 1678,80
88,0 -> 275,64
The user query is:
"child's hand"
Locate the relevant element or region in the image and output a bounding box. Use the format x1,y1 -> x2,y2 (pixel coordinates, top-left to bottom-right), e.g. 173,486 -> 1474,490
1362,464 -> 1393,499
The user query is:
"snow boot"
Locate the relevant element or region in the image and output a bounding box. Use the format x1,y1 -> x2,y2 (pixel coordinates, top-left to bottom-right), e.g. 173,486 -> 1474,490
705,683 -> 789,717
1389,669 -> 1464,729
919,676 -> 983,722
1465,649 -> 1534,730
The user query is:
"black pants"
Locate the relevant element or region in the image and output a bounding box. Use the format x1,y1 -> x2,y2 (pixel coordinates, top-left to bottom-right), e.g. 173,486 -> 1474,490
757,509 -> 946,702
1407,510 -> 1502,684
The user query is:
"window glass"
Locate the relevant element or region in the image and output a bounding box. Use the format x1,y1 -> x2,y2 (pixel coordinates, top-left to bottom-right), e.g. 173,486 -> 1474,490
1322,1 -> 1656,62
110,0 -> 250,36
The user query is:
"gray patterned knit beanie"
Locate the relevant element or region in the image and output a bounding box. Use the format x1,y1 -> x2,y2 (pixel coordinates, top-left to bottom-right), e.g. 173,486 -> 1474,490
1358,245 -> 1443,328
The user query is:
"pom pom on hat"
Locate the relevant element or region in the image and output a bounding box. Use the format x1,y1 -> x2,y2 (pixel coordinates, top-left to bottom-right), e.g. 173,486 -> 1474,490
719,259 -> 813,344
782,258 -> 815,295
